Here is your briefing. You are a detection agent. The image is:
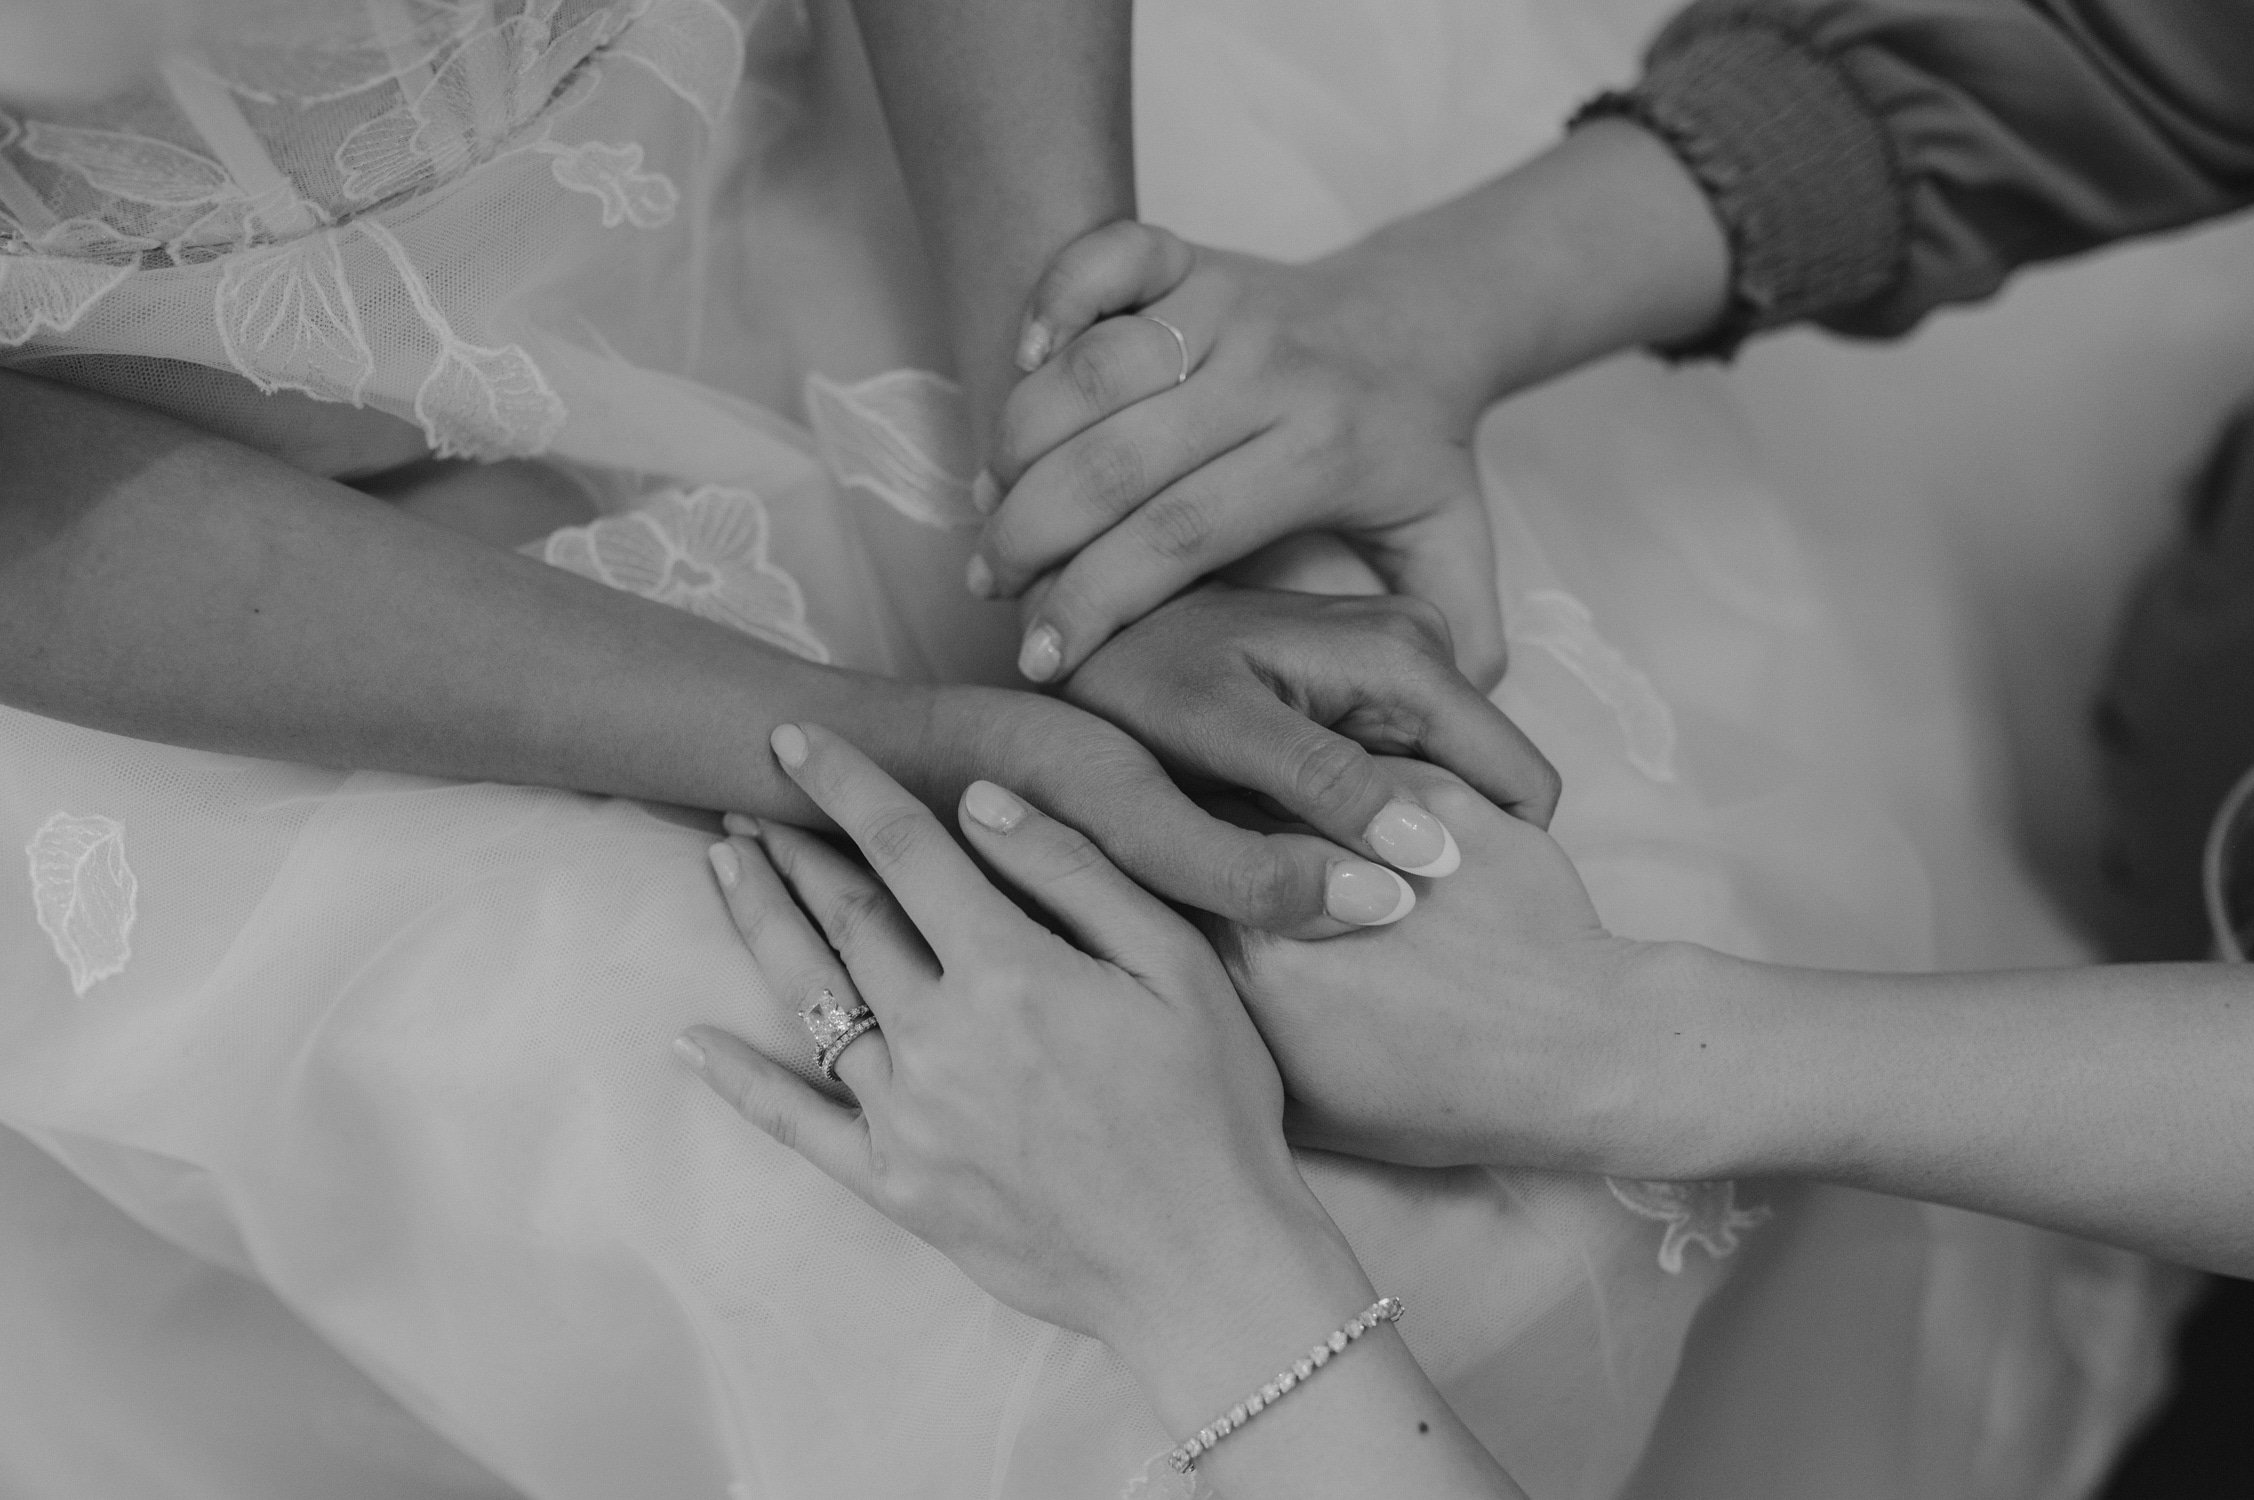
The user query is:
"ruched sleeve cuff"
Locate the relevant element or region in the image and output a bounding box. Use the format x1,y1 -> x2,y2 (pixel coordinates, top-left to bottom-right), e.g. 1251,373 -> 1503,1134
1575,13 -> 1907,359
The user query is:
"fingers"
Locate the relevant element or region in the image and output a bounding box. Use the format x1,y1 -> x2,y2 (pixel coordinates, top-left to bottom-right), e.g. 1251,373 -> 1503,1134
1014,438 -> 1311,683
991,315 -> 1218,493
1365,502 -> 1510,692
767,724 -> 1004,962
1046,748 -> 1414,936
979,384 -> 1249,601
674,1025 -> 875,1198
956,780 -> 1207,982
1167,687 -> 1443,877
1015,221 -> 1195,374
739,818 -> 938,1000
708,830 -> 895,1094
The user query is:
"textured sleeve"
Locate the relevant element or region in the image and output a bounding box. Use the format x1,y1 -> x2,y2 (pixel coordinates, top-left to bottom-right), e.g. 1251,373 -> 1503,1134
1580,0 -> 2254,351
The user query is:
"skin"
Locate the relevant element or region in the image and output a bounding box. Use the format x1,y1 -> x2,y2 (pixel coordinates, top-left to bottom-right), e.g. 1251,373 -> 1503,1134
1215,778 -> 2254,1280
682,723 -> 1527,1500
974,117 -> 1733,687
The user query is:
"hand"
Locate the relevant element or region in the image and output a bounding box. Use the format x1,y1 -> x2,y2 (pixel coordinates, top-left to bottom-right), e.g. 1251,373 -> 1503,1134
1210,773 -> 1685,1175
1063,584 -> 1562,886
915,684 -> 1421,937
679,723 -> 1368,1358
970,221 -> 1508,688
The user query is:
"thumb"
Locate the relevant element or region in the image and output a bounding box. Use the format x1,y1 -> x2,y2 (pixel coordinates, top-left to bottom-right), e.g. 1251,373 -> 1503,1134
1369,500 -> 1508,692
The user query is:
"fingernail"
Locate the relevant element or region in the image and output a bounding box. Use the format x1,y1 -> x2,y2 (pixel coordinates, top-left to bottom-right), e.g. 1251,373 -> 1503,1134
1018,625 -> 1062,683
963,780 -> 1027,833
1015,320 -> 1052,372
1326,861 -> 1417,927
708,841 -> 740,889
771,723 -> 808,768
1363,802 -> 1460,877
722,811 -> 761,839
672,1033 -> 708,1070
966,554 -> 995,599
970,470 -> 1002,516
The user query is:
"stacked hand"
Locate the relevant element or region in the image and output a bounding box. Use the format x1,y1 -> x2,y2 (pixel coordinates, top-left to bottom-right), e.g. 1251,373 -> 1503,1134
969,221 -> 1509,688
912,581 -> 1556,937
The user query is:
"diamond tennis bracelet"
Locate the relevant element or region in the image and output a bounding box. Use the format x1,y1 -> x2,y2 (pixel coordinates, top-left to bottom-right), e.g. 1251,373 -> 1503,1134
1165,1296 -> 1405,1474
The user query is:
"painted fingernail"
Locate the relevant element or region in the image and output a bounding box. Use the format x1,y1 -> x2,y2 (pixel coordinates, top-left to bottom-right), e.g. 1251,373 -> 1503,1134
708,841 -> 740,889
722,811 -> 761,839
771,723 -> 808,768
1326,861 -> 1417,927
1363,802 -> 1460,877
1015,320 -> 1052,372
963,780 -> 1027,833
966,554 -> 995,599
1018,625 -> 1062,683
971,470 -> 1002,516
672,1033 -> 709,1070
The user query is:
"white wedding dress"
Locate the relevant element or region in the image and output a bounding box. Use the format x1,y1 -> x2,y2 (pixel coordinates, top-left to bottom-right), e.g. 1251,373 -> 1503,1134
3,1 -> 2246,1495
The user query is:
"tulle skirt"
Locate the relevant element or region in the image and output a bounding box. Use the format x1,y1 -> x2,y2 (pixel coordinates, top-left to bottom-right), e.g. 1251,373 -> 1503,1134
6,0 -> 2247,1495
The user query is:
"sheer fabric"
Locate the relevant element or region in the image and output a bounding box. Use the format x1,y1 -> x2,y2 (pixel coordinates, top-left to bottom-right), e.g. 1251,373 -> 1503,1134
0,0 -> 2218,1496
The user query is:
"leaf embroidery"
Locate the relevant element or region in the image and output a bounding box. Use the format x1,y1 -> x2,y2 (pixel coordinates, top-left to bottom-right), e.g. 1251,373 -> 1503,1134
1605,1178 -> 1771,1275
546,140 -> 677,228
1508,589 -> 1678,782
806,370 -> 984,530
606,0 -> 748,129
215,230 -> 376,403
0,256 -> 133,345
539,485 -> 829,662
358,217 -> 566,459
336,4 -> 631,204
26,811 -> 138,997
21,122 -> 235,207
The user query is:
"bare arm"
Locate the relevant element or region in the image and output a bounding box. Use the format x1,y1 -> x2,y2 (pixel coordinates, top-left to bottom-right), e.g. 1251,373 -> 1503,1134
1645,948 -> 2254,1278
844,0 -> 1134,435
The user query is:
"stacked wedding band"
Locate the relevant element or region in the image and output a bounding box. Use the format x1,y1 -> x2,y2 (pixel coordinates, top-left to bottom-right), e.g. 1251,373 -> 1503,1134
1166,1296 -> 1405,1474
800,988 -> 880,1080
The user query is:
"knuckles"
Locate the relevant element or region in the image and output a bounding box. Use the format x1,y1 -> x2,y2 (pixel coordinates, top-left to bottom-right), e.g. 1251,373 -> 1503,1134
1282,732 -> 1375,818
1220,842 -> 1313,929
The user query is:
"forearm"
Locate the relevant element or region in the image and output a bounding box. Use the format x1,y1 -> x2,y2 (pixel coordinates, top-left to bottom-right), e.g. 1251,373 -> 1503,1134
1322,118 -> 1729,426
1643,944 -> 2254,1276
845,0 -> 1134,434
0,373 -> 933,823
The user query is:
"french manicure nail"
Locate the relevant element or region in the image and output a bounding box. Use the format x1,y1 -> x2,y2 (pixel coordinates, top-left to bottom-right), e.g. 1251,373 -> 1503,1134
1326,861 -> 1417,927
966,554 -> 995,599
708,841 -> 740,889
970,470 -> 1002,516
672,1033 -> 708,1070
771,723 -> 808,768
1018,625 -> 1062,683
963,780 -> 1027,833
1363,802 -> 1460,877
1015,321 -> 1052,372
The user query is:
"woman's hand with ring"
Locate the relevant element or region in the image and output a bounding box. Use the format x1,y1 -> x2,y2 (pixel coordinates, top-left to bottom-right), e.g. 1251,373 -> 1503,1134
679,722 -> 1369,1359
971,220 -> 1509,689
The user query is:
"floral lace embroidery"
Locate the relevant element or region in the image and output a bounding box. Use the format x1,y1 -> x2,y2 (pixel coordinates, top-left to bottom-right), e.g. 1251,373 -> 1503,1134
26,811 -> 138,997
1605,1178 -> 1771,1275
216,231 -> 378,404
539,484 -> 830,662
606,0 -> 750,129
542,139 -> 678,228
0,256 -> 135,344
806,370 -> 985,531
1508,589 -> 1679,783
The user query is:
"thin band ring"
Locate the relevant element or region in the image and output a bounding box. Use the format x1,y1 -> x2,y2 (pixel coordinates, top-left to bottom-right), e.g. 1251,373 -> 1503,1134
1133,314 -> 1192,386
816,1015 -> 880,1081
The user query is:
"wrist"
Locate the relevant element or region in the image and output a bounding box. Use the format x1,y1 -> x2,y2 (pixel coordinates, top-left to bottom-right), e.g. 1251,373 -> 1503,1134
1098,1189 -> 1378,1439
1601,940 -> 1807,1181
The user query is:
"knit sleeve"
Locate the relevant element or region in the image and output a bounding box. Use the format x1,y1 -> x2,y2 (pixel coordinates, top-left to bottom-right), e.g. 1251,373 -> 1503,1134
1582,0 -> 2254,353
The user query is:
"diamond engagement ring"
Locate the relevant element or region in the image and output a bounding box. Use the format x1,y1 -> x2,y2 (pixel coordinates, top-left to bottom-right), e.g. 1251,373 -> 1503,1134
800,987 -> 879,1081
1132,314 -> 1192,386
